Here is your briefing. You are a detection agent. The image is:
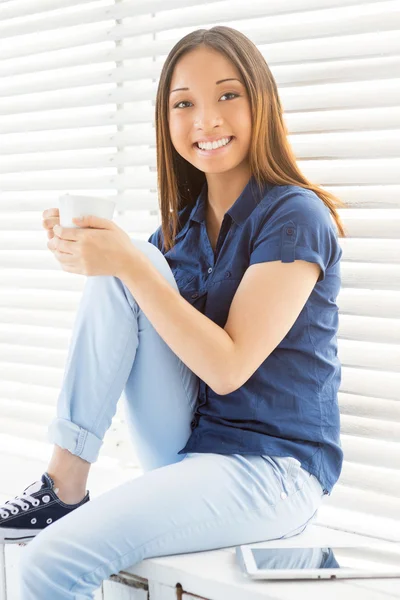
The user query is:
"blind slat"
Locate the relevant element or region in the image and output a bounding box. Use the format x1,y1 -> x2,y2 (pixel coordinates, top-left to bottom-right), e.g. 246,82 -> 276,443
316,505 -> 400,542
341,367 -> 399,401
341,415 -> 400,447
339,461 -> 400,499
0,192 -> 158,212
341,434 -> 400,470
2,30 -> 399,80
339,392 -> 400,421
0,308 -> 75,329
322,484 -> 400,523
339,239 -> 400,263
0,0 -> 96,21
339,314 -> 400,344
338,289 -> 400,319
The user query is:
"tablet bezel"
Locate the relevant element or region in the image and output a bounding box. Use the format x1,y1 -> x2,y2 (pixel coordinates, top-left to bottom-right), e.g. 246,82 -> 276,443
236,542 -> 400,580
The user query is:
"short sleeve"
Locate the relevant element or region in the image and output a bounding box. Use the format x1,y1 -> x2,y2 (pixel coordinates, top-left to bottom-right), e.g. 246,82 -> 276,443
249,188 -> 342,283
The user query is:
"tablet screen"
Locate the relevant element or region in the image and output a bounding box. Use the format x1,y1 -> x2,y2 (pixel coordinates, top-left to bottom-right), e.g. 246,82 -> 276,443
251,545 -> 400,573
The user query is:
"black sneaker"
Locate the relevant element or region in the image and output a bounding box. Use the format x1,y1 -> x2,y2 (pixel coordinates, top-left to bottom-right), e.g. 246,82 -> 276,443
0,472 -> 90,544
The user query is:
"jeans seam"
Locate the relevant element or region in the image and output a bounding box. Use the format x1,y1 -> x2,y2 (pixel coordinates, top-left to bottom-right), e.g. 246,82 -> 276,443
75,428 -> 87,456
122,271 -> 195,412
88,319 -> 138,446
285,457 -> 298,481
68,475 -> 317,595
177,359 -> 199,411
68,504 -> 275,594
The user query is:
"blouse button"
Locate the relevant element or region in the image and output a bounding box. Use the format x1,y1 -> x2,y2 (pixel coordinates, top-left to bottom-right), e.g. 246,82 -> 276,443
286,227 -> 294,236
208,267 -> 213,274
191,292 -> 199,299
280,491 -> 287,500
225,271 -> 231,278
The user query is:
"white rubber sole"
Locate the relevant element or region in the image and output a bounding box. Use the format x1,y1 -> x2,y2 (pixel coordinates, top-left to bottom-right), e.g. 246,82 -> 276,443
0,527 -> 42,544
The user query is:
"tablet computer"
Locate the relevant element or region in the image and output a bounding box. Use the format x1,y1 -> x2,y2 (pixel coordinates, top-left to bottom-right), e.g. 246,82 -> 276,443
236,542 -> 400,580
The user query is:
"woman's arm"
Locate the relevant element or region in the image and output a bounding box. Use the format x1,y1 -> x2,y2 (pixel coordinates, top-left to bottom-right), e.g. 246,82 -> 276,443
120,256 -> 235,395
120,253 -> 320,396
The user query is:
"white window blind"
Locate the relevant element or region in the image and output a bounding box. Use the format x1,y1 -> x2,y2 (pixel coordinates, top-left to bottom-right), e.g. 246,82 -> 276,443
1,0 -> 399,542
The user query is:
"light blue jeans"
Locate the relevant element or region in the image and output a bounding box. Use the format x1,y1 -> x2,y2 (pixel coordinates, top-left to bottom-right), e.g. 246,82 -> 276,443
20,239 -> 325,599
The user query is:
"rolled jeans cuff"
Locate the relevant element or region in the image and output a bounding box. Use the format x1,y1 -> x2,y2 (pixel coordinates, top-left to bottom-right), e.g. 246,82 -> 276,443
47,417 -> 103,463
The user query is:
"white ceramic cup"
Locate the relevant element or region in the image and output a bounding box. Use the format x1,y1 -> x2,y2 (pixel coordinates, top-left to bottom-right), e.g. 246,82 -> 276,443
58,194 -> 116,228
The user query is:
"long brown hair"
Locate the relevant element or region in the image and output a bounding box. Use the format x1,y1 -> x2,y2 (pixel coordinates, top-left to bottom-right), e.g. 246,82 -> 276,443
155,25 -> 347,253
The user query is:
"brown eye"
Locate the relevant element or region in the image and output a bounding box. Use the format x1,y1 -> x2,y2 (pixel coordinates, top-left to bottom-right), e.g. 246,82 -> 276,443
220,93 -> 238,101
173,100 -> 191,109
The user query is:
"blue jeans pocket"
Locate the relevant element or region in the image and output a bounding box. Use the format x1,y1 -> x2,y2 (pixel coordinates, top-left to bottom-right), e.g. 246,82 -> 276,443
261,455 -> 303,497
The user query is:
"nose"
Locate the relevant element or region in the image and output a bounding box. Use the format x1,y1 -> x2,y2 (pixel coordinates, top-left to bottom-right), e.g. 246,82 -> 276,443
194,103 -> 224,130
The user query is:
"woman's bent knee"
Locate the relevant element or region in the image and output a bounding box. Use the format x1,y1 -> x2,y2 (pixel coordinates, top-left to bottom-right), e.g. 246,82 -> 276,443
129,238 -> 178,290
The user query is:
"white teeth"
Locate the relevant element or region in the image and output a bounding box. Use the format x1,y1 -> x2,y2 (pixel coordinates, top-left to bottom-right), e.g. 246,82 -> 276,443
197,137 -> 232,150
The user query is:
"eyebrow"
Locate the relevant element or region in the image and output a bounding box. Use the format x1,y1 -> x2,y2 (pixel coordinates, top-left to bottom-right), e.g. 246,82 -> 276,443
169,78 -> 243,95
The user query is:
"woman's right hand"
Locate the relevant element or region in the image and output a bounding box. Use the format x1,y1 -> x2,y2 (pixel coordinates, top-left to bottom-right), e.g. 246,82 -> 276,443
42,208 -> 60,240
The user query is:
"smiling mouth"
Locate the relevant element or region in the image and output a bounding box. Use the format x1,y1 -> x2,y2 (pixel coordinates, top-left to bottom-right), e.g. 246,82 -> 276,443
193,136 -> 235,152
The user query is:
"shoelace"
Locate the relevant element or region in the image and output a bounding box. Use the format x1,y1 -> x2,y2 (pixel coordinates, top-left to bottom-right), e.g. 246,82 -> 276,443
0,493 -> 40,518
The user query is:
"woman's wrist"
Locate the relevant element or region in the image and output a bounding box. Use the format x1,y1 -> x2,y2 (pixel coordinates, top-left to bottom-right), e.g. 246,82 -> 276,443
115,247 -> 146,281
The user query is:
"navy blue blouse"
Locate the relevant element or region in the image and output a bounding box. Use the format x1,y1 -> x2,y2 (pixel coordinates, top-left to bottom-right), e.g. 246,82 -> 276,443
148,175 -> 343,495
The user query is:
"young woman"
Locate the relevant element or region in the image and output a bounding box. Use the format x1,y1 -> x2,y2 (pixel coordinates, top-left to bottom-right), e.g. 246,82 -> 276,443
1,26 -> 346,598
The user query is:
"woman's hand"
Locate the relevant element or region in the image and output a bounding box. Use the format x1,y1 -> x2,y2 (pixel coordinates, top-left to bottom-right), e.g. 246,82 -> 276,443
42,207 -> 60,240
47,214 -> 141,279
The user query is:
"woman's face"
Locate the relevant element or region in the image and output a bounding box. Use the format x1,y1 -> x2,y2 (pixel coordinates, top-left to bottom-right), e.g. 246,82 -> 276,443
168,46 -> 252,175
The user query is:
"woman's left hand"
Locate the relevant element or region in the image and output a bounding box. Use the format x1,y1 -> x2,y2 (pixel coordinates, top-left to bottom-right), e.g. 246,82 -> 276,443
48,215 -> 141,279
